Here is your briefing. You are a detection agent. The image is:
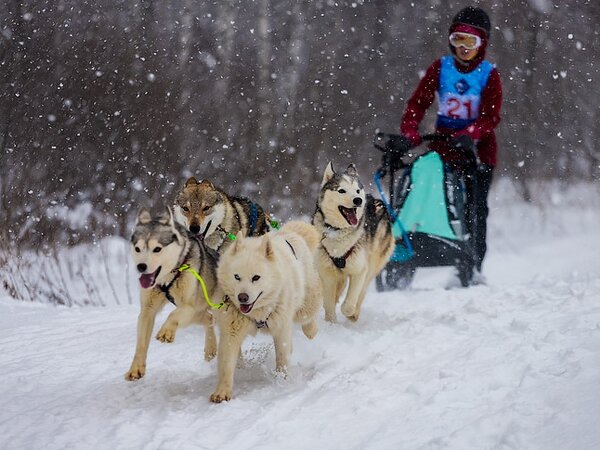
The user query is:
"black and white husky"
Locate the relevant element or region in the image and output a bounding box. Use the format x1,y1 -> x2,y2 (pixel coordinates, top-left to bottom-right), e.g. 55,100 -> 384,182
313,162 -> 394,323
125,207 -> 219,381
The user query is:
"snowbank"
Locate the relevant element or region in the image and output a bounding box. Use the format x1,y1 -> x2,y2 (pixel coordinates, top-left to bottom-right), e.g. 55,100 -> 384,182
1,180 -> 599,449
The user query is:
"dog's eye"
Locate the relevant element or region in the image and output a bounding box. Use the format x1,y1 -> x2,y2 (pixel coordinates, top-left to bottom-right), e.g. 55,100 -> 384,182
252,275 -> 260,282
153,247 -> 162,253
234,274 -> 241,281
203,206 -> 211,212
338,189 -> 346,194
182,206 -> 189,212
356,189 -> 360,194
135,247 -> 141,253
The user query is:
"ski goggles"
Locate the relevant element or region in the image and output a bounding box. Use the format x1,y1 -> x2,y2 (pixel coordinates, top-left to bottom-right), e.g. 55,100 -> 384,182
449,32 -> 482,50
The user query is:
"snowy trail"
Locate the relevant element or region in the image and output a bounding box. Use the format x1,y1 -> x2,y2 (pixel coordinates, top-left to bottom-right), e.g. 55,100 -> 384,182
1,216 -> 600,449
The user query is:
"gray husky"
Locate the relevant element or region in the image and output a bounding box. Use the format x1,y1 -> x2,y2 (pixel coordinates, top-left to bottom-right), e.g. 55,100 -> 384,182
174,177 -> 270,254
313,162 -> 395,323
125,207 -> 219,381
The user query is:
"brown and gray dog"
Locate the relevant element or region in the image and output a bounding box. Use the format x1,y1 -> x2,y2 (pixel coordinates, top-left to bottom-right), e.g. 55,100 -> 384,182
174,177 -> 270,254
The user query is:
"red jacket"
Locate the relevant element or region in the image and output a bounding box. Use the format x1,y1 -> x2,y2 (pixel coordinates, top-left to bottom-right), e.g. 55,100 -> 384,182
400,57 -> 502,167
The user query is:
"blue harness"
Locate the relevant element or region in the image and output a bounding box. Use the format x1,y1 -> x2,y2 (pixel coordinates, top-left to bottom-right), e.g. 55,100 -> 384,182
248,202 -> 258,236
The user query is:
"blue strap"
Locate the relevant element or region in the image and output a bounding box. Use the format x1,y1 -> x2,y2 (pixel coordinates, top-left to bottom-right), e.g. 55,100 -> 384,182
373,169 -> 414,257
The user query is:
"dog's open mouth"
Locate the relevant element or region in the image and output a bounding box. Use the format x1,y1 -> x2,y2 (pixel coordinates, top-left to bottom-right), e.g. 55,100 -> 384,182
339,206 -> 358,226
198,220 -> 212,241
139,267 -> 161,289
239,302 -> 254,314
238,292 -> 263,314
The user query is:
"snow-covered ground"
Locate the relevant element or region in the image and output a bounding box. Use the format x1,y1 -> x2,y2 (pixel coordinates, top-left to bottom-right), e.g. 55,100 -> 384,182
1,180 -> 599,450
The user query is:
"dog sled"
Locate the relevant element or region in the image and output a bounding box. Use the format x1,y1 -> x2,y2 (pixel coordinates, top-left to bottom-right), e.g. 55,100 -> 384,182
373,132 -> 477,290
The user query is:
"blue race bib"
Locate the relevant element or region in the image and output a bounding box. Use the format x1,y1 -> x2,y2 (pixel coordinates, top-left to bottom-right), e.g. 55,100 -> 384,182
436,56 -> 493,130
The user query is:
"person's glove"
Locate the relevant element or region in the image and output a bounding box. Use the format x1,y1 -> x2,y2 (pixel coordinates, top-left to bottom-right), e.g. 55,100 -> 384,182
382,135 -> 413,171
451,134 -> 475,152
385,134 -> 413,156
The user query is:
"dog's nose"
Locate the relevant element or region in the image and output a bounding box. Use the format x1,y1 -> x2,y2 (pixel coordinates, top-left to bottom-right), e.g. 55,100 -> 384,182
189,224 -> 200,234
238,293 -> 249,304
353,197 -> 363,207
137,263 -> 147,273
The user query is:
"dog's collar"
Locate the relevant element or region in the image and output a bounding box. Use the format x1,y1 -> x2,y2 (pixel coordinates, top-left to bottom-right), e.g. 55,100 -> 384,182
215,225 -> 236,252
255,319 -> 269,329
253,307 -> 274,329
216,225 -> 235,241
324,222 -> 343,232
226,295 -> 272,329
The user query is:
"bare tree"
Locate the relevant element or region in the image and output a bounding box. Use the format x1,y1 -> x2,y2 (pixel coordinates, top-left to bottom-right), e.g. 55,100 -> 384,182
0,0 -> 598,251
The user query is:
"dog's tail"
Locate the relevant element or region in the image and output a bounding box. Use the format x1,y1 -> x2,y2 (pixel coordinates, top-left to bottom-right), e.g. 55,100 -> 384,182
280,220 -> 320,250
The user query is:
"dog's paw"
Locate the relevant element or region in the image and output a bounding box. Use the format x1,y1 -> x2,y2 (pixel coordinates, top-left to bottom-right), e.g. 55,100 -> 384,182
275,365 -> 289,378
156,327 -> 176,343
302,321 -> 318,339
341,302 -> 357,320
124,363 -> 145,381
210,390 -> 232,403
204,348 -> 217,361
324,312 -> 337,323
204,333 -> 217,361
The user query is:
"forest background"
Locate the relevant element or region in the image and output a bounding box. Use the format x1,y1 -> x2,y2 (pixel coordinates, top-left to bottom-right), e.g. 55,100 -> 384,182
1,0 -> 598,251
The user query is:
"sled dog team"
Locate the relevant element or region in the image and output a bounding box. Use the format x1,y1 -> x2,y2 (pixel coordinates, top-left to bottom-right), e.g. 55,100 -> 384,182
127,162 -> 395,402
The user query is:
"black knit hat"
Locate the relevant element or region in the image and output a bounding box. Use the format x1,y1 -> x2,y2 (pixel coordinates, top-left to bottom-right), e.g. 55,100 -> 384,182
452,6 -> 491,37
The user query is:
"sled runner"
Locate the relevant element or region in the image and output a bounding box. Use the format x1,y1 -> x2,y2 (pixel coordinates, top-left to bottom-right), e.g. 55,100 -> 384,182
373,132 -> 477,290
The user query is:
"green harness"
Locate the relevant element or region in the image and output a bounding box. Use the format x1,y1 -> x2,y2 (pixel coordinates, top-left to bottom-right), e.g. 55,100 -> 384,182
177,263 -> 225,310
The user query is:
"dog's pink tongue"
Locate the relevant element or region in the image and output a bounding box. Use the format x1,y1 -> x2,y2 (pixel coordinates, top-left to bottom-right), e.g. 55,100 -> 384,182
340,206 -> 358,226
139,273 -> 155,289
347,212 -> 358,226
239,303 -> 253,314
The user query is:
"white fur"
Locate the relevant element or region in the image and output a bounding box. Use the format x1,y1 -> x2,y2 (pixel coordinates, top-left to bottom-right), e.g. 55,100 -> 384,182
210,221 -> 322,403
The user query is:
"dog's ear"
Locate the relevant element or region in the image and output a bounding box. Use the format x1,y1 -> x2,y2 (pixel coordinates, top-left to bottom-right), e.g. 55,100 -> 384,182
156,207 -> 171,225
171,202 -> 186,224
345,164 -> 358,177
137,208 -> 152,225
231,231 -> 245,254
264,236 -> 275,261
164,207 -> 185,244
321,162 -> 335,187
185,177 -> 199,187
199,179 -> 215,189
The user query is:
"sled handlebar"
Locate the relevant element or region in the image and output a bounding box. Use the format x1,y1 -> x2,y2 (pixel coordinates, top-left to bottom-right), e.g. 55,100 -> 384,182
373,131 -> 478,174
373,132 -> 451,153
421,133 -> 453,142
